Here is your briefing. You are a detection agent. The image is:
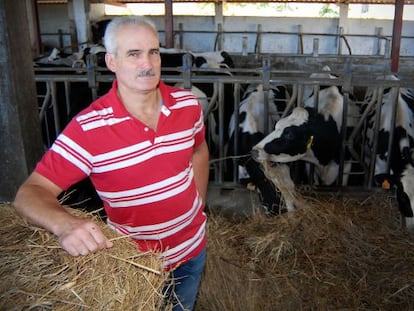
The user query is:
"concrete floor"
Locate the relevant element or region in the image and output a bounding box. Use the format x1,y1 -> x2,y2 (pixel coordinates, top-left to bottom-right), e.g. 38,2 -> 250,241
205,184 -> 265,221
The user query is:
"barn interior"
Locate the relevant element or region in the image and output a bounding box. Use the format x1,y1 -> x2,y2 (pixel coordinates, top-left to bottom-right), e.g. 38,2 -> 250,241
1,1 -> 414,310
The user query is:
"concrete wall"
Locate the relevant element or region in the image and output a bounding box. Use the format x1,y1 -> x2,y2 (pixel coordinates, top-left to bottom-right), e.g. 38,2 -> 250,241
37,3 -> 414,57
38,4 -> 71,51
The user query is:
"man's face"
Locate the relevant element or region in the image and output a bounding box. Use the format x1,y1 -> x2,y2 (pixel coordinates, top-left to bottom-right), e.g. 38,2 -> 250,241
105,24 -> 161,93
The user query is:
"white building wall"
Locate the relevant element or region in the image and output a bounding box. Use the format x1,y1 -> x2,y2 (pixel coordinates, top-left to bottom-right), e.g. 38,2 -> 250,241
37,4 -> 71,51
37,4 -> 414,57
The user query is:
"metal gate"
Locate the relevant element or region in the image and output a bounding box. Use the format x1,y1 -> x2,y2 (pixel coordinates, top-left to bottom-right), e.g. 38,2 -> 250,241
34,56 -> 414,191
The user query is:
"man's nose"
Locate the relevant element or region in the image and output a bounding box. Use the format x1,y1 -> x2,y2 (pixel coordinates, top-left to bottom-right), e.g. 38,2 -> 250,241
139,54 -> 153,68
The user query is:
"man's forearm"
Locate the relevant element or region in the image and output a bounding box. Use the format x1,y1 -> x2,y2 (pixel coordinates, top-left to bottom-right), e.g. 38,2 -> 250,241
14,182 -> 73,236
192,141 -> 210,203
13,172 -> 113,256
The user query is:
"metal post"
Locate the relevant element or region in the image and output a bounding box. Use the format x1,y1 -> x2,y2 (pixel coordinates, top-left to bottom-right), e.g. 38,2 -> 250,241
215,23 -> 223,51
182,53 -> 192,90
297,24 -> 303,54
242,36 -> 248,56
87,54 -> 98,100
337,27 -> 344,55
232,83 -> 241,183
312,38 -> 319,57
262,56 -> 271,135
176,23 -> 184,49
375,27 -> 383,56
338,60 -> 352,186
254,24 -> 262,57
218,81 -> 225,183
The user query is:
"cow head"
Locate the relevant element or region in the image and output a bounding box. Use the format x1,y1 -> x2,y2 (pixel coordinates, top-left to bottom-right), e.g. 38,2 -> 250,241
252,106 -> 342,185
252,107 -> 313,163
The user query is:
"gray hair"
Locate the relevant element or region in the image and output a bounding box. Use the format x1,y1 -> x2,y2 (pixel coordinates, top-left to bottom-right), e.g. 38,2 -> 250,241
103,16 -> 158,55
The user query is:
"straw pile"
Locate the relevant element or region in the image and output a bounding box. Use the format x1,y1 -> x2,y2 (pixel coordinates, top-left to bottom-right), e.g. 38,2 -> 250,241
197,189 -> 414,310
261,161 -> 309,211
0,204 -> 168,311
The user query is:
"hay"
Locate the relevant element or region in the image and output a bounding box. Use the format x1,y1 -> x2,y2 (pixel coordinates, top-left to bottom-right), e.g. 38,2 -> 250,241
261,161 -> 308,211
197,190 -> 414,310
0,204 -> 168,311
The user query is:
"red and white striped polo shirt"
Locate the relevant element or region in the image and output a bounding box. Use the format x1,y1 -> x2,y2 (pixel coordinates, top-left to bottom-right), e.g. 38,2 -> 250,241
35,80 -> 207,270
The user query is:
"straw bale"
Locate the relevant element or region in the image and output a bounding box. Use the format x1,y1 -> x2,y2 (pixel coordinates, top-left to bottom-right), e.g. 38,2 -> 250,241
0,204 -> 168,311
197,190 -> 414,311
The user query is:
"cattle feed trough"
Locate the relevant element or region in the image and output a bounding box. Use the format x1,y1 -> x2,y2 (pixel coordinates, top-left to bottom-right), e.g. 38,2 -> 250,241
33,52 -> 414,226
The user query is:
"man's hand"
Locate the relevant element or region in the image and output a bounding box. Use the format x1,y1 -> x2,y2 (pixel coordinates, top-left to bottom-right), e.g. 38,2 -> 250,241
57,217 -> 114,256
14,172 -> 113,257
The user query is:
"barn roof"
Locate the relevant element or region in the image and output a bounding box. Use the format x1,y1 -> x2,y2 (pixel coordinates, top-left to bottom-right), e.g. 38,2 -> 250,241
36,0 -> 414,5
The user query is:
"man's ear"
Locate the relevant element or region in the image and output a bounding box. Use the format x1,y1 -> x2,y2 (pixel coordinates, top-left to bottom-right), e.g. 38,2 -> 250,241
105,53 -> 116,72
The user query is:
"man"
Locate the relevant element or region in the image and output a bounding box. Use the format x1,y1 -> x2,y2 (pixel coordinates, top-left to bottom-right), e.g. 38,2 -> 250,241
14,16 -> 209,311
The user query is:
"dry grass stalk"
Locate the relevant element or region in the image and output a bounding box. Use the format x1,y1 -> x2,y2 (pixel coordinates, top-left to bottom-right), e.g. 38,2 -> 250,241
261,161 -> 309,211
0,204 -> 168,311
197,191 -> 414,310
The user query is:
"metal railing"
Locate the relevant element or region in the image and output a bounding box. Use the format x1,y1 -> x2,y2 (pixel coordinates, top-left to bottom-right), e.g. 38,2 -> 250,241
34,55 -> 414,191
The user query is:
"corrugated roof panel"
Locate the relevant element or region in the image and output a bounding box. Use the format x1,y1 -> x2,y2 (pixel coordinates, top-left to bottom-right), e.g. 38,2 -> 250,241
37,0 -> 414,4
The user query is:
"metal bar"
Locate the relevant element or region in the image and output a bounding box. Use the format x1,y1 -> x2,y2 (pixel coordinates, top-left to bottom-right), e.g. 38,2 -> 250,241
368,87 -> 385,188
262,56 -> 271,135
218,81 -> 225,183
50,81 -> 61,135
232,82 -> 241,183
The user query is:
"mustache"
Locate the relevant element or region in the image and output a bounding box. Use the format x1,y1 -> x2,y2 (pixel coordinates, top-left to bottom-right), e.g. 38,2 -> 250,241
137,69 -> 157,77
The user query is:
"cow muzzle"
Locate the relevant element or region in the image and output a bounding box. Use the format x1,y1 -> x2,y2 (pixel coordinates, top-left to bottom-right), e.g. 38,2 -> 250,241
251,147 -> 270,163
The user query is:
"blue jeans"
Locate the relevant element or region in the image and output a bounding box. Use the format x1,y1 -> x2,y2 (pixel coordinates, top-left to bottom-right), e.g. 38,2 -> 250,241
162,248 -> 207,311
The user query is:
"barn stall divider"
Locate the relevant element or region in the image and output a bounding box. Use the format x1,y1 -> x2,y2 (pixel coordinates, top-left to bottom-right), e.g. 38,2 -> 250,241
34,54 -> 414,194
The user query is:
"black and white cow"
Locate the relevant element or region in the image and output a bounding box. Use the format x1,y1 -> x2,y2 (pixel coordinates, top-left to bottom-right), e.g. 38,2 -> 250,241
362,75 -> 414,229
160,49 -> 233,72
251,106 -> 342,187
251,68 -> 350,188
251,65 -> 362,190
34,45 -> 107,69
192,51 -> 235,69
190,51 -> 236,159
228,83 -> 290,168
160,48 -> 195,76
226,83 -> 291,214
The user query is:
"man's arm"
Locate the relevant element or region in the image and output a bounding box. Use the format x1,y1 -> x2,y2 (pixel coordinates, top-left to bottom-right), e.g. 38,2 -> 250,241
192,140 -> 210,204
13,172 -> 113,256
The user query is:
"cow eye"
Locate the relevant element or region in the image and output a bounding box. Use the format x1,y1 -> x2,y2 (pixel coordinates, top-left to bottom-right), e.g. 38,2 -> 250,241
283,128 -> 295,140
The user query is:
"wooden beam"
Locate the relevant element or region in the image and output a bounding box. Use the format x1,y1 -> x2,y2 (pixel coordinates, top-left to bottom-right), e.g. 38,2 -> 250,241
0,1 -> 44,201
164,0 -> 174,48
391,0 -> 404,73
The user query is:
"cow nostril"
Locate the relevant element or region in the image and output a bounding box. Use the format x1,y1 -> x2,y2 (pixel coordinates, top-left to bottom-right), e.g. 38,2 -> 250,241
251,148 -> 259,160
